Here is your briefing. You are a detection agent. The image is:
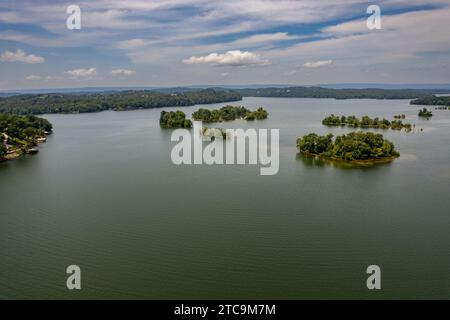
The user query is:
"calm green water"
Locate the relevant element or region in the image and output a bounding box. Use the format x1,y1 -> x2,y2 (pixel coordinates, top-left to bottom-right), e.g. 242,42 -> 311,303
1,98 -> 449,299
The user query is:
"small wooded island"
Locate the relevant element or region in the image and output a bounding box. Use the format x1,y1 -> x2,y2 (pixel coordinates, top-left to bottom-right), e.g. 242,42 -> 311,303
159,106 -> 268,128
418,108 -> 433,117
297,131 -> 400,166
159,111 -> 193,128
192,105 -> 268,122
322,114 -> 413,132
0,113 -> 52,161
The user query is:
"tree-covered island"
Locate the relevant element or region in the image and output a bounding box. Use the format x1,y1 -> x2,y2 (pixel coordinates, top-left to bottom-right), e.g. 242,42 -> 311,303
192,105 -> 268,122
418,108 -> 433,117
0,113 -> 53,161
322,114 -> 413,132
297,131 -> 400,166
159,111 -> 193,128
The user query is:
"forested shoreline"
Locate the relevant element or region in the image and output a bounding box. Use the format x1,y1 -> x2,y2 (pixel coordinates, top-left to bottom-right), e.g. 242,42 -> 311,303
0,114 -> 52,161
411,95 -> 450,107
1,87 -> 449,116
235,87 -> 449,99
0,89 -> 242,115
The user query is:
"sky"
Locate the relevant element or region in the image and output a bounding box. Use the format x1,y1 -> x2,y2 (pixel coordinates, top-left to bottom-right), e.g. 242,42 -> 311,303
0,0 -> 449,90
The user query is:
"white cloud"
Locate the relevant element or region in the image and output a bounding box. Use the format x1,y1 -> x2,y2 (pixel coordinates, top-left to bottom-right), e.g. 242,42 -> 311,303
183,50 -> 270,67
65,68 -> 97,78
1,1 -> 450,86
111,68 -> 136,76
303,60 -> 333,68
26,75 -> 42,81
0,49 -> 45,64
269,7 -> 450,66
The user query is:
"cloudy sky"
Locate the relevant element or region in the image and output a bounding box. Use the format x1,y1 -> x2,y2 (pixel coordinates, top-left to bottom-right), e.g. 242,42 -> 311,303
0,0 -> 449,89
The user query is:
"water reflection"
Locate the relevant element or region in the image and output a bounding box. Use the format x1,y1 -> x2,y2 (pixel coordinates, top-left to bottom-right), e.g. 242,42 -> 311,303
296,153 -> 394,170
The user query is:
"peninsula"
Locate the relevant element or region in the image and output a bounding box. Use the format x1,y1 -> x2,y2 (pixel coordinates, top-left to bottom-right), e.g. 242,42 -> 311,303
0,113 -> 52,161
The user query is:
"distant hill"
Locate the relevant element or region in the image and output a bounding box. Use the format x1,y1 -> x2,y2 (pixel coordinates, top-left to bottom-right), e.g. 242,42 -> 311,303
233,86 -> 450,99
2,83 -> 450,96
319,83 -> 450,90
0,84 -> 292,96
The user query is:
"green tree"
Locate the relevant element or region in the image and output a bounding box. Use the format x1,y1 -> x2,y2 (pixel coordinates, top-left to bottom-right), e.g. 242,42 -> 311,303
159,110 -> 193,128
0,142 -> 6,157
297,131 -> 399,161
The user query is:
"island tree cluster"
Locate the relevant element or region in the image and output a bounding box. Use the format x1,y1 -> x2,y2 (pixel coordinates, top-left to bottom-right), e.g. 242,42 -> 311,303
192,105 -> 268,123
418,108 -> 433,117
159,111 -> 193,128
322,114 -> 412,132
297,131 -> 399,162
0,113 -> 52,160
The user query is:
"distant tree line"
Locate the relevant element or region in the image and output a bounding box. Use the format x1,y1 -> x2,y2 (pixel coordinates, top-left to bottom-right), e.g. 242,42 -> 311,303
236,87 -> 445,99
411,95 -> 450,107
0,89 -> 242,115
297,131 -> 399,162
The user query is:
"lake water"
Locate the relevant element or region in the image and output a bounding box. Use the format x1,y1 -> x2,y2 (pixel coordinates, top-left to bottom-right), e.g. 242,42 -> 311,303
1,97 -> 449,299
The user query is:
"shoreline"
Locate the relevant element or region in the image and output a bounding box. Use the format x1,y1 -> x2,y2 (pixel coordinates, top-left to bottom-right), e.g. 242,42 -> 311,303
0,137 -> 48,163
299,151 -> 399,168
